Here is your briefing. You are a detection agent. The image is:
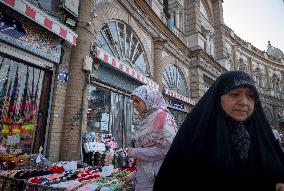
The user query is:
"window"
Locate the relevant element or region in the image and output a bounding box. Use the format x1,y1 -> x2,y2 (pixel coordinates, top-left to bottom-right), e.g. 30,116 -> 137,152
227,52 -> 232,62
87,85 -> 134,148
272,74 -> 280,92
238,58 -> 247,72
254,67 -> 266,88
87,86 -> 111,134
0,55 -> 51,154
203,75 -> 214,94
27,0 -> 58,13
200,1 -> 209,21
96,20 -> 150,76
162,64 -> 188,96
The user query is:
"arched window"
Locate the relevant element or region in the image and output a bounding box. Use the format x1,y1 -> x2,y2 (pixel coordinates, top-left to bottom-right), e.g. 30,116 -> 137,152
95,20 -> 150,76
200,1 -> 209,21
162,64 -> 188,96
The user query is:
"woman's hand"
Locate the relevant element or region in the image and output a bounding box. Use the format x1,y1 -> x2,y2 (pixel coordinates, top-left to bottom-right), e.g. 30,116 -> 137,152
120,176 -> 131,183
126,147 -> 133,158
276,183 -> 284,191
120,171 -> 135,183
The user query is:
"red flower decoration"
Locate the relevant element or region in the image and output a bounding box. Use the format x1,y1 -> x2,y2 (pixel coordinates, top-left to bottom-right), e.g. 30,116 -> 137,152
31,177 -> 41,184
50,166 -> 65,174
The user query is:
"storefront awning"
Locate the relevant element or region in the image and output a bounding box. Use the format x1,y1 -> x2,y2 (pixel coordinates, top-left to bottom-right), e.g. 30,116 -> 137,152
0,0 -> 77,46
95,47 -> 159,91
164,88 -> 195,105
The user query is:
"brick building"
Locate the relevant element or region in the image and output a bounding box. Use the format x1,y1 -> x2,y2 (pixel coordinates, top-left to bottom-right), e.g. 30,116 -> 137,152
1,0 -> 283,161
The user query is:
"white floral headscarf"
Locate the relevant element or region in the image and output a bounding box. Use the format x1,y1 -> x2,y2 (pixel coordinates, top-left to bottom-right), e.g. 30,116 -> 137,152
131,85 -> 167,113
131,85 -> 177,149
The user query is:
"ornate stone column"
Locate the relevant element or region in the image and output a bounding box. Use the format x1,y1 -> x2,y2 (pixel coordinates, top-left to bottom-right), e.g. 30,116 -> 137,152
232,45 -> 238,70
175,10 -> 180,29
265,66 -> 272,90
153,37 -> 165,92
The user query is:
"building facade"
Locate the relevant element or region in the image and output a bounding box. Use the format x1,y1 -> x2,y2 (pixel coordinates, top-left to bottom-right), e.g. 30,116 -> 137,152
0,0 -> 78,160
1,0 -> 283,161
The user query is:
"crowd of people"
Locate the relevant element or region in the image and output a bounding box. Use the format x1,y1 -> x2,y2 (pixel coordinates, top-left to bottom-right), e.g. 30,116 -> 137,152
126,71 -> 284,191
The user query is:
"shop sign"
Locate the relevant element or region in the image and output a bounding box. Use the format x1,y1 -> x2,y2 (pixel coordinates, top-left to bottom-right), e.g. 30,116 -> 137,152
169,98 -> 184,109
0,9 -> 62,63
62,0 -> 80,17
58,70 -> 68,83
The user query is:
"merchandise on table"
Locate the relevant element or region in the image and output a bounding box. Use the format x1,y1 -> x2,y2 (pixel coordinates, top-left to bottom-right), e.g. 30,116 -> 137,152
0,159 -> 135,190
0,127 -> 136,190
0,132 -> 136,190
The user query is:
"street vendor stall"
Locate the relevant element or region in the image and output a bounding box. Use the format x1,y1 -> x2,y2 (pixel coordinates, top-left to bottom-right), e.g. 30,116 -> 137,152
0,161 -> 134,191
0,133 -> 135,191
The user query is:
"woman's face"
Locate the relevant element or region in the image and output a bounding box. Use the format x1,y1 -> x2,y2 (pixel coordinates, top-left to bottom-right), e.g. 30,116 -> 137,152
132,95 -> 146,114
221,87 -> 255,122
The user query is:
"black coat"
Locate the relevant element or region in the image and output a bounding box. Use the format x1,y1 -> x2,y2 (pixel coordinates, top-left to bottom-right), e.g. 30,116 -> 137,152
154,71 -> 284,191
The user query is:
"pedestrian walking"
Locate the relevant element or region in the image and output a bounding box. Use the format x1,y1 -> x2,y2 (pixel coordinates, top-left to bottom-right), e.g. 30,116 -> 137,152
154,71 -> 284,191
121,85 -> 177,191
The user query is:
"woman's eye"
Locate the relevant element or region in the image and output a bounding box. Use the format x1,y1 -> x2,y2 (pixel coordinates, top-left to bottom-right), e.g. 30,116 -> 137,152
229,93 -> 238,97
247,94 -> 255,99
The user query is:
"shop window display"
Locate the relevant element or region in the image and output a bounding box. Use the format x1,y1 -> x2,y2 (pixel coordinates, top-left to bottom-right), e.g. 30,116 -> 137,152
87,85 -> 134,148
87,86 -> 111,133
0,56 -> 47,154
85,85 -> 135,167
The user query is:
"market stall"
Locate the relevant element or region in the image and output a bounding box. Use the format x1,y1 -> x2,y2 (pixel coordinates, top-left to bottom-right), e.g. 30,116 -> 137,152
0,134 -> 135,191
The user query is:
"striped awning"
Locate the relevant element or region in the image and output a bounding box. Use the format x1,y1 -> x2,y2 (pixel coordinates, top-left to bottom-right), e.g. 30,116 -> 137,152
0,0 -> 77,46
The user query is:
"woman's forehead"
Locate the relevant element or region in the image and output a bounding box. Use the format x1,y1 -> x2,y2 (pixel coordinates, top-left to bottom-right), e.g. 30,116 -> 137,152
228,86 -> 255,93
131,95 -> 142,101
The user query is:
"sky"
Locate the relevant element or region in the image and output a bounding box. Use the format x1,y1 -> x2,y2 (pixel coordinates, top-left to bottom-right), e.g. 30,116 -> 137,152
222,0 -> 284,53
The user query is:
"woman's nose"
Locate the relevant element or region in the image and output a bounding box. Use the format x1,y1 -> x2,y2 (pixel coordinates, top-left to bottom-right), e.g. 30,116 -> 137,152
238,95 -> 248,105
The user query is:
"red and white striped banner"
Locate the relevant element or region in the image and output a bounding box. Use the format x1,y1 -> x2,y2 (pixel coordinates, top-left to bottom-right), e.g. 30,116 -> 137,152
0,0 -> 77,46
96,48 -> 159,91
165,88 -> 195,105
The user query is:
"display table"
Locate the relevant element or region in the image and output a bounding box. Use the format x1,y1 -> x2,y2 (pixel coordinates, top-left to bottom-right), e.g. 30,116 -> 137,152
0,175 -> 64,191
0,164 -> 135,191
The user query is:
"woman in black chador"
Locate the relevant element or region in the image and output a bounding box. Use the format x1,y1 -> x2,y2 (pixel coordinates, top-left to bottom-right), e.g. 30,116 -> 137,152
153,71 -> 284,191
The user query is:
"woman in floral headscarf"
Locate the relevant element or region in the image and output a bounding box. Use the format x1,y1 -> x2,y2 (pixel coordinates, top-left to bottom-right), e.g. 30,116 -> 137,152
124,85 -> 177,191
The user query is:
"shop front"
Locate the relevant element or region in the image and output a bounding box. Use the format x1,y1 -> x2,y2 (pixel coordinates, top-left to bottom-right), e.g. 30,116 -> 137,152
0,0 -> 77,155
164,89 -> 195,127
85,19 -> 159,154
87,47 -> 159,151
162,63 -> 195,127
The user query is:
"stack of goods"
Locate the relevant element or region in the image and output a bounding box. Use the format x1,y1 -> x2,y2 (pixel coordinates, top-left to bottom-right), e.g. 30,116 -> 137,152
0,160 -> 134,191
0,133 -> 136,190
83,133 -> 118,167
